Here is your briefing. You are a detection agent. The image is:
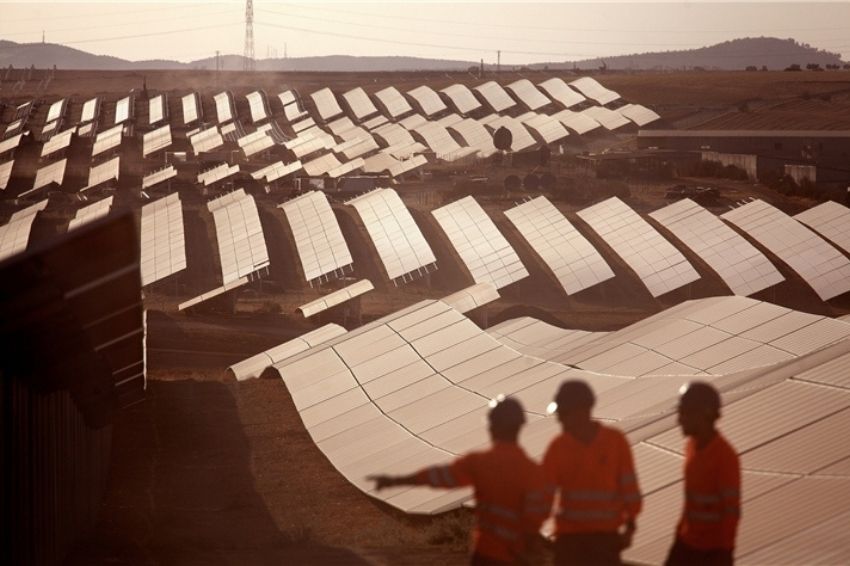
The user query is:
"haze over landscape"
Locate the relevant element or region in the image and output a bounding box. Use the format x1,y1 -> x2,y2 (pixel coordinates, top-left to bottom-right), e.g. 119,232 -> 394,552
0,1 -> 848,69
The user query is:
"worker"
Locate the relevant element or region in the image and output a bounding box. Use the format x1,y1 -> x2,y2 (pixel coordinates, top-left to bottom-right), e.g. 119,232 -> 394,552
368,396 -> 552,565
543,380 -> 642,565
665,382 -> 740,566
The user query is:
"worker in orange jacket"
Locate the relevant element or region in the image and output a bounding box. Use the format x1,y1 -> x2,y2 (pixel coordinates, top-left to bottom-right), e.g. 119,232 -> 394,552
665,382 -> 740,566
369,396 -> 553,565
543,380 -> 642,565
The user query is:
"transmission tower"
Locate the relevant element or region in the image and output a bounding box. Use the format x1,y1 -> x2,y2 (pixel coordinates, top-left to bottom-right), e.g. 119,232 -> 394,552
243,0 -> 255,71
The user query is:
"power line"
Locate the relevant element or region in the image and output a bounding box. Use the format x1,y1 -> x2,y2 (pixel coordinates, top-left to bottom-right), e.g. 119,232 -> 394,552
255,20 -> 850,61
0,3 -> 212,24
61,22 -> 242,47
276,2 -> 850,35
256,7 -> 716,49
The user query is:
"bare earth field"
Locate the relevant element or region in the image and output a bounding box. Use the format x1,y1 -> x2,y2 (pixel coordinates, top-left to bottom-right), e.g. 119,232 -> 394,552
4,68 -> 850,564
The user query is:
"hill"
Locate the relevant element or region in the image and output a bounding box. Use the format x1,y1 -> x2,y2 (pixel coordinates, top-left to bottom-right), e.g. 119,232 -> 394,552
550,37 -> 845,71
0,37 -> 844,73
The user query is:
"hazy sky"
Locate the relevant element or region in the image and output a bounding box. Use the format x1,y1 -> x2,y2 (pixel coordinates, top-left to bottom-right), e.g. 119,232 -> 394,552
1,1 -> 849,65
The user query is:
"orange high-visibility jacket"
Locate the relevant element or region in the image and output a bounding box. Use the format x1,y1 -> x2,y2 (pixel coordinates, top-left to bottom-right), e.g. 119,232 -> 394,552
543,424 -> 642,534
677,433 -> 741,551
415,442 -> 553,562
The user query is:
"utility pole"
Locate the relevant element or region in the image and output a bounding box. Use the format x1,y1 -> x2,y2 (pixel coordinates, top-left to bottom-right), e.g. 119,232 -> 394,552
244,0 -> 255,71
42,30 -> 45,44
497,50 -> 501,73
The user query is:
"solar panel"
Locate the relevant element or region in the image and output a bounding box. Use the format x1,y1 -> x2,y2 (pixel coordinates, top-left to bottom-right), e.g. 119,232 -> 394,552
482,116 -> 536,152
505,79 -> 551,111
577,197 -> 700,297
68,196 -> 113,231
0,134 -> 24,156
362,115 -> 389,130
251,160 -> 303,183
551,108 -> 601,135
298,279 -> 375,318
342,87 -> 380,121
229,323 -> 349,381
569,77 -> 620,105
473,81 -> 516,113
795,200 -> 850,256
181,93 -> 199,125
139,192 -> 186,286
410,120 -> 478,162
440,84 -> 482,115
245,91 -> 268,123
237,129 -> 274,158
346,188 -> 436,282
310,87 -> 344,122
177,276 -> 249,311
374,86 -> 414,119
0,160 -> 13,190
114,96 -> 131,125
141,165 -> 177,190
197,162 -> 239,186
40,127 -> 75,157
213,91 -> 234,123
281,91 -> 309,123
722,199 -> 850,300
91,124 -> 123,157
81,156 -> 120,192
80,97 -> 98,123
432,196 -> 528,289
0,199 -> 48,261
148,94 -> 166,126
505,196 -> 614,295
207,189 -> 269,285
189,126 -> 224,154
406,85 -> 448,117
362,152 -> 427,177
441,282 -> 500,314
581,106 -> 631,130
650,199 -> 783,296
279,190 -> 353,283
617,103 -> 660,127
537,78 -> 586,108
46,98 -> 65,123
24,159 -> 67,196
142,124 -> 172,157
4,119 -> 24,138
517,112 -> 569,144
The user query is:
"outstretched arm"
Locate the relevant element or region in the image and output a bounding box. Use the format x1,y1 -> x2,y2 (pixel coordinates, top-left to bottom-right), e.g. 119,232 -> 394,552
367,473 -> 421,491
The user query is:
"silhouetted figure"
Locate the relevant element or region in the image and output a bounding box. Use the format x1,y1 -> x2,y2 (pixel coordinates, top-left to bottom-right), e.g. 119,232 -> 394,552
544,380 -> 642,565
369,396 -> 552,565
665,382 -> 740,566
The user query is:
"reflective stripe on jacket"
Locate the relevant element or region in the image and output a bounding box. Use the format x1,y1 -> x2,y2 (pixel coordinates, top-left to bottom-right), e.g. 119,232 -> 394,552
677,433 -> 741,551
543,424 -> 642,534
415,442 -> 553,562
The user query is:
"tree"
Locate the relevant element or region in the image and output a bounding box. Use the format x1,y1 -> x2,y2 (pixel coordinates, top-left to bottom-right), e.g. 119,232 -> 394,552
785,64 -> 802,72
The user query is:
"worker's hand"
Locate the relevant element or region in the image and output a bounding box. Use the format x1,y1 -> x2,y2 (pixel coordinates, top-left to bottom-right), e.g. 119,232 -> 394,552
619,520 -> 636,550
367,474 -> 396,491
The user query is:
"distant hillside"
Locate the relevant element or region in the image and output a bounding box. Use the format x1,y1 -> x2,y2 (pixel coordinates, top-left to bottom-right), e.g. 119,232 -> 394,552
550,37 -> 845,71
0,37 -> 844,72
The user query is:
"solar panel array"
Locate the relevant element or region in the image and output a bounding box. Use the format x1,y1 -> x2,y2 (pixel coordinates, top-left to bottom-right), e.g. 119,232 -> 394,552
92,125 -> 123,157
114,96 -> 131,125
578,197 -> 700,297
80,97 -> 98,123
342,87 -> 380,121
0,160 -> 13,190
432,196 -> 528,289
447,119 -> 497,157
440,84 -> 482,115
722,199 -> 850,300
298,279 -> 375,318
82,156 -> 120,192
407,85 -> 447,117
46,98 -> 65,123
517,112 -> 569,145
538,77 -> 586,108
148,94 -> 166,126
213,91 -> 233,123
41,127 -> 75,157
25,159 -> 67,196
181,93 -> 199,125
650,198 -> 783,296
140,192 -> 186,286
506,79 -> 550,111
482,115 -> 536,151
229,323 -> 348,381
346,188 -> 436,282
0,133 -> 23,156
208,189 -> 269,285
311,87 -> 344,122
198,162 -> 239,186
68,196 -> 113,231
505,196 -> 614,295
581,105 -> 631,130
189,127 -> 224,154
246,91 -> 268,123
474,81 -> 516,113
142,124 -> 172,157
142,165 -> 177,190
551,108 -> 601,135
441,282 -> 500,314
279,190 -> 353,283
0,199 -> 48,261
489,295 -> 850,377
795,200 -> 850,256
374,86 -> 413,119
617,103 -> 660,127
569,77 -> 620,105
